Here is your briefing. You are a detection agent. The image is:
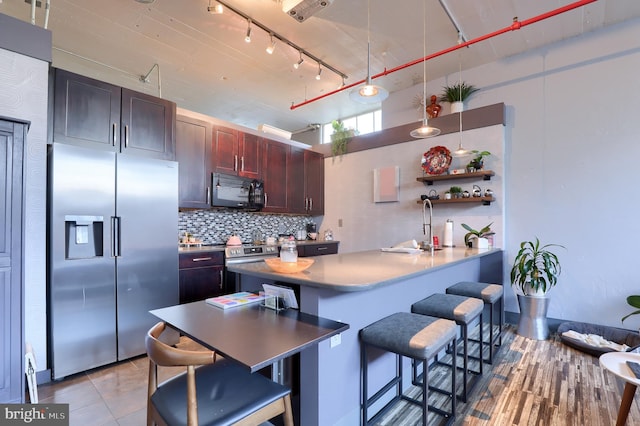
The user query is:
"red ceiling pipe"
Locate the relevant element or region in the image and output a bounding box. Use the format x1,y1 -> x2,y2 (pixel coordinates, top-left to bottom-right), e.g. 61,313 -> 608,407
290,0 -> 597,110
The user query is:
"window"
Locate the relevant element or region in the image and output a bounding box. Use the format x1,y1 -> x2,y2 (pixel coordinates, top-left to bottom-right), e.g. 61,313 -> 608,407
322,110 -> 382,144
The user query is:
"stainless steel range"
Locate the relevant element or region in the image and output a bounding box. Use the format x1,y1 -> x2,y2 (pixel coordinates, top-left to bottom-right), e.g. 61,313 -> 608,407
224,244 -> 279,292
224,244 -> 279,265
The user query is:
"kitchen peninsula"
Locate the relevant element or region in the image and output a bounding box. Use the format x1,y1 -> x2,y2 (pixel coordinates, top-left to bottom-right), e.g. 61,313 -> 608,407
227,247 -> 503,426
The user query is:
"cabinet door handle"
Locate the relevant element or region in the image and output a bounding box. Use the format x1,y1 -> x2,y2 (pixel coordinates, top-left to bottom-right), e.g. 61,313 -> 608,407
219,270 -> 223,289
309,198 -> 313,211
304,198 -> 308,211
234,155 -> 238,171
264,193 -> 268,207
124,125 -> 129,148
206,187 -> 211,205
112,123 -> 117,146
317,247 -> 327,251
241,156 -> 245,172
192,257 -> 212,262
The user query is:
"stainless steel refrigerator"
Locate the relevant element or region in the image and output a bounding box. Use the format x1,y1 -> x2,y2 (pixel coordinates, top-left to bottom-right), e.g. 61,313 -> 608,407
48,143 -> 179,379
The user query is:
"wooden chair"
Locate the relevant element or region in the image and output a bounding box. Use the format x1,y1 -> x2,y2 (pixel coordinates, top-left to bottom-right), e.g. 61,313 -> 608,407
146,322 -> 294,426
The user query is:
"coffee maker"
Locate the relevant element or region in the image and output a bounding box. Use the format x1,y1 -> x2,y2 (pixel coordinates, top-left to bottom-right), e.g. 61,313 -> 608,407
306,222 -> 317,240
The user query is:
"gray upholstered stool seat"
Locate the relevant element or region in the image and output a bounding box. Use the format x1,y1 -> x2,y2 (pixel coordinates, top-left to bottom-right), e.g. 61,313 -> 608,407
446,281 -> 504,364
360,312 -> 457,426
412,293 -> 484,402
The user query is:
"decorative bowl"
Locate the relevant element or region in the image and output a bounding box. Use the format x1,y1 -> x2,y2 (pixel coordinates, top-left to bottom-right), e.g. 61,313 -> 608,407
264,258 -> 314,274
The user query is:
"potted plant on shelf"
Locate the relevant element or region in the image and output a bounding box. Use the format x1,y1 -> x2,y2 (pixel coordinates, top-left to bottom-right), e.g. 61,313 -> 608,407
466,150 -> 491,172
439,82 -> 479,114
461,222 -> 494,249
449,186 -> 462,198
510,237 -> 564,340
330,120 -> 357,157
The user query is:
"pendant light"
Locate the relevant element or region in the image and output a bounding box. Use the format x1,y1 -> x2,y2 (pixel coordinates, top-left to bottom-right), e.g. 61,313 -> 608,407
453,34 -> 470,156
410,0 -> 440,138
350,0 -> 388,104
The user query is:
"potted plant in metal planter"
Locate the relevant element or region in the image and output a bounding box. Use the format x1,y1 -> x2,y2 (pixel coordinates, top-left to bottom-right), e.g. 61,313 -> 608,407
510,237 -> 564,340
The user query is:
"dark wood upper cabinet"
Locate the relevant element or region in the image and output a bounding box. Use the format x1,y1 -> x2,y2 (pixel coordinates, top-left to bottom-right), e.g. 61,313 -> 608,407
212,126 -> 238,175
120,88 -> 176,160
213,126 -> 262,179
52,69 -> 176,160
176,115 -> 213,209
53,69 -> 120,150
261,139 -> 289,213
289,147 -> 324,215
304,150 -> 324,215
238,132 -> 261,179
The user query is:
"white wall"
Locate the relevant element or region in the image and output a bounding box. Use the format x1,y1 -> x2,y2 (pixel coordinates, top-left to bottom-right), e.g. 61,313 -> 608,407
0,48 -> 49,371
331,17 -> 640,330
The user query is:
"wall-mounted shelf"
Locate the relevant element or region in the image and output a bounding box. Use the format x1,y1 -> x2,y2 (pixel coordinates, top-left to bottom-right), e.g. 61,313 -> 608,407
417,197 -> 495,206
417,170 -> 495,186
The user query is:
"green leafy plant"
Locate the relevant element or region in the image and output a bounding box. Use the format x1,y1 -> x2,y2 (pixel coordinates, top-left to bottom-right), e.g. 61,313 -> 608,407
330,120 -> 357,157
510,238 -> 564,295
621,295 -> 640,323
438,82 -> 479,103
461,222 -> 495,246
467,150 -> 491,170
449,186 -> 462,194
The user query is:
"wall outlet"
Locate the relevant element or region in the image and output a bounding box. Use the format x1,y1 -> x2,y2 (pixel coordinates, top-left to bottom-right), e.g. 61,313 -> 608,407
330,333 -> 341,348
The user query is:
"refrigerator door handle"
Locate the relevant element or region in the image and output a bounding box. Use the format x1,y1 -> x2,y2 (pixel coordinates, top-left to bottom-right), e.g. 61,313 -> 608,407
124,125 -> 129,148
112,123 -> 117,146
111,216 -> 121,257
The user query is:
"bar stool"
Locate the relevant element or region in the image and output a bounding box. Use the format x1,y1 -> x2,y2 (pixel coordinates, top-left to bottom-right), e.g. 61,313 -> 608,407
411,293 -> 484,403
446,281 -> 504,364
360,312 -> 457,426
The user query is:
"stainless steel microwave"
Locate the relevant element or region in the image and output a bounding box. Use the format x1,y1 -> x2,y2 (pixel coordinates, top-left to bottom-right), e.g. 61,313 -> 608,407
211,172 -> 264,210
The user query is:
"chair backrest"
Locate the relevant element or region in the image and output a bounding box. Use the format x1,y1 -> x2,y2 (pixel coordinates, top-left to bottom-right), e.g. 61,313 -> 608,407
146,322 -> 216,426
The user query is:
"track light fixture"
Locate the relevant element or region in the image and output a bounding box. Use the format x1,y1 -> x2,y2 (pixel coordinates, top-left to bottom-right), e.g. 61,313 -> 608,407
207,0 -> 223,14
294,51 -> 304,69
266,34 -> 276,54
244,19 -> 252,43
208,0 -> 348,83
316,64 -> 322,80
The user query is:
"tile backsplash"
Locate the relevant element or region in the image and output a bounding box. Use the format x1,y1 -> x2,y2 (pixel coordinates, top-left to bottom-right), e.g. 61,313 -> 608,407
178,209 -> 318,244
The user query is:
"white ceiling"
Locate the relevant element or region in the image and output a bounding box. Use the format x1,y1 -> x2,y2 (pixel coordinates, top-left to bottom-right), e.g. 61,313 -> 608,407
2,0 -> 639,134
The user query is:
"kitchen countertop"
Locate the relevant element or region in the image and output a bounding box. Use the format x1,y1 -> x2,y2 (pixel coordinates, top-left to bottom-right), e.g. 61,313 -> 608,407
178,240 -> 339,253
226,246 -> 500,292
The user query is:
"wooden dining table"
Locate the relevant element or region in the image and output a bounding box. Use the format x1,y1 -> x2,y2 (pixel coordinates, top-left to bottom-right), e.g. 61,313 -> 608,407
150,299 -> 349,380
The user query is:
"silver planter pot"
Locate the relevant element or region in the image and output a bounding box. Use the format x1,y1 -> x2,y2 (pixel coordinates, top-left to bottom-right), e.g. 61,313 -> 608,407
517,294 -> 550,340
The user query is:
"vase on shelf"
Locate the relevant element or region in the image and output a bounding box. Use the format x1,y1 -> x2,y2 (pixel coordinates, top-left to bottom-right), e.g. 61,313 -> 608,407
450,101 -> 464,114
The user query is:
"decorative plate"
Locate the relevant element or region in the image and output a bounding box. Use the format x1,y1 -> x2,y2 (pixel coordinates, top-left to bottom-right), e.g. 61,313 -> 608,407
422,146 -> 452,175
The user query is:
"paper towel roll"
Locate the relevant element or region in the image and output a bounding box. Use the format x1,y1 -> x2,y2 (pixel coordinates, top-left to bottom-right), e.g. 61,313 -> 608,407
443,219 -> 453,247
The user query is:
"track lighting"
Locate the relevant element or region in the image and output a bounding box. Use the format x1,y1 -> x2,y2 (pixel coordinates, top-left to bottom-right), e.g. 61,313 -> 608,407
316,64 -> 322,80
266,34 -> 276,54
293,51 -> 304,69
244,19 -> 252,43
207,0 -> 223,14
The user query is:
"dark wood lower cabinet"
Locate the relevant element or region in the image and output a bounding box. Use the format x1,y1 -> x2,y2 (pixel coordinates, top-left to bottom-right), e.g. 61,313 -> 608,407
178,251 -> 226,304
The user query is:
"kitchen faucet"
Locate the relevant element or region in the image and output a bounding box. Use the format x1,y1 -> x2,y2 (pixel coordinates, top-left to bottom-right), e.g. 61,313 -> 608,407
422,197 -> 434,254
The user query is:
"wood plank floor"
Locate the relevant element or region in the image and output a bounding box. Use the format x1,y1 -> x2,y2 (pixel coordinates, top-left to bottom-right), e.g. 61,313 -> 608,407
37,325 -> 640,425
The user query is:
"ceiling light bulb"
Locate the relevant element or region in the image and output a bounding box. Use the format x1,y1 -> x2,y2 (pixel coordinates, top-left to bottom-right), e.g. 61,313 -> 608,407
294,52 -> 304,69
207,1 -> 223,14
316,65 -> 322,80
